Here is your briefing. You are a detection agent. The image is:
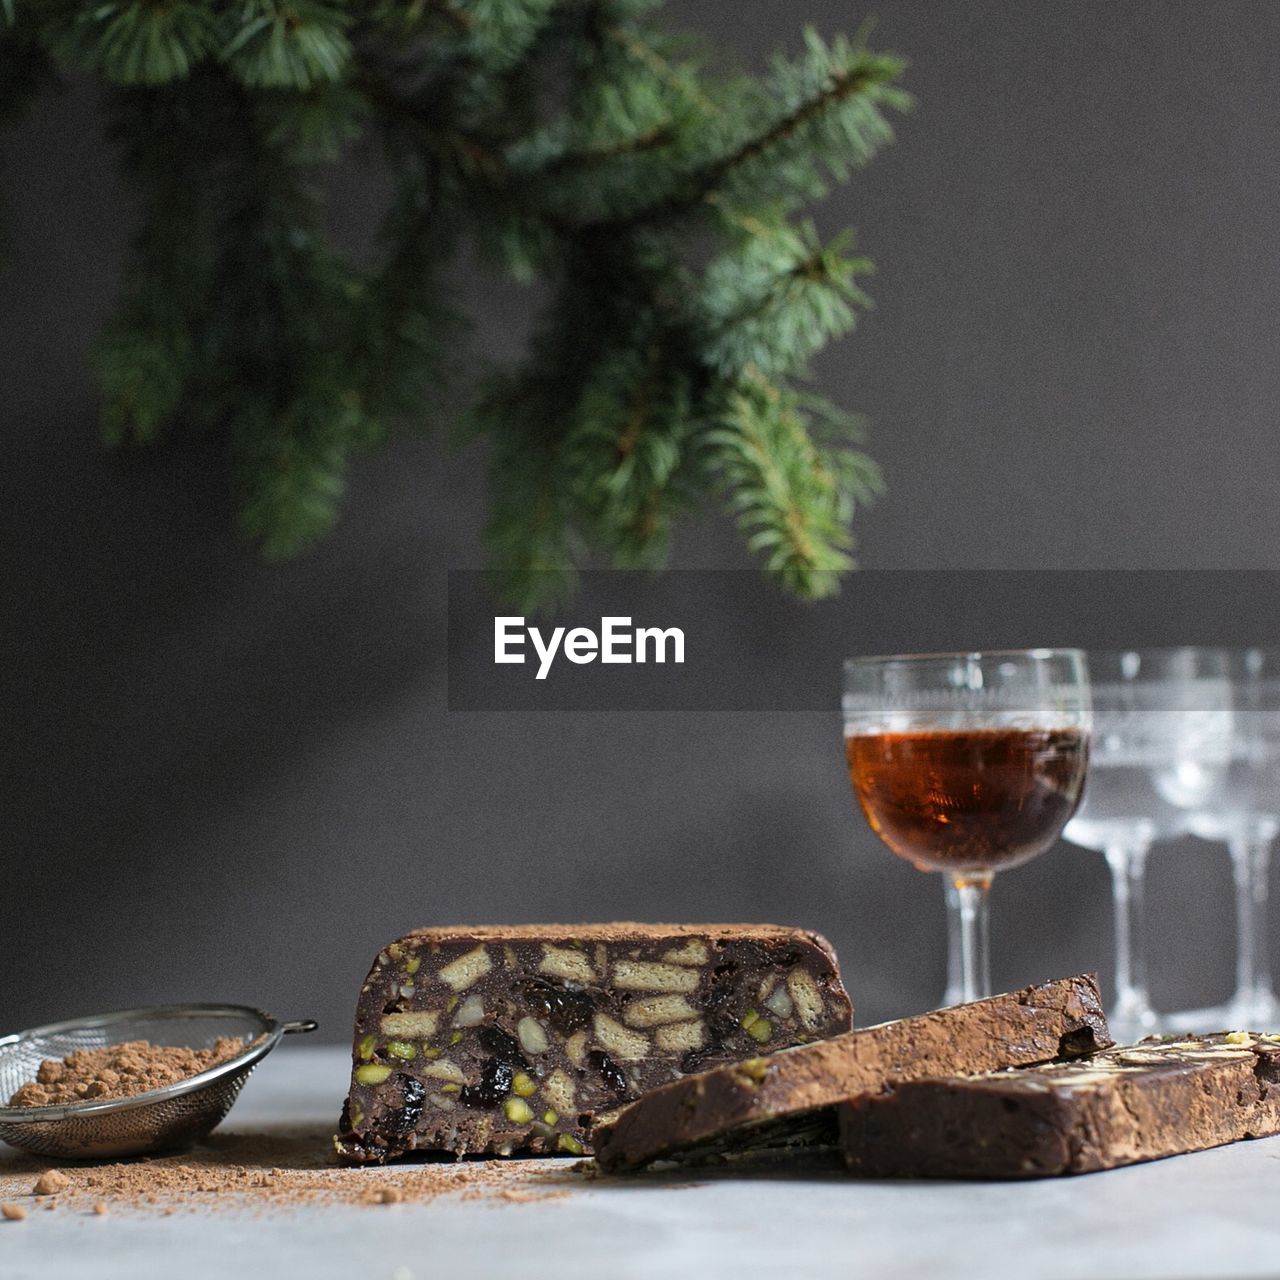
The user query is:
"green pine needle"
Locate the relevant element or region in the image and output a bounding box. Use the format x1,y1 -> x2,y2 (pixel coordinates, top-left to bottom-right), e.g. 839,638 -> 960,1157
221,2 -> 351,91
3,3 -> 911,604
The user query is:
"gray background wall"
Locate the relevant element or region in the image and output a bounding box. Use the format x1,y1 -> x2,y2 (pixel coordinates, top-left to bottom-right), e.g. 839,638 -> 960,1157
3,2 -> 1279,1041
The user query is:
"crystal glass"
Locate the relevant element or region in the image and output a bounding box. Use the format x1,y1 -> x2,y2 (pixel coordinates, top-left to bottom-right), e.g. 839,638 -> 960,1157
941,880 -> 965,1007
844,650 -> 1091,1003
1062,648 -> 1232,1041
1168,648 -> 1280,1029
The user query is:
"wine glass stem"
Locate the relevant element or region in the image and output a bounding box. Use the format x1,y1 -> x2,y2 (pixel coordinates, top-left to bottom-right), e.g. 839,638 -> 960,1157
942,879 -> 964,1007
1104,839 -> 1153,1024
951,874 -> 992,1003
1228,832 -> 1274,1013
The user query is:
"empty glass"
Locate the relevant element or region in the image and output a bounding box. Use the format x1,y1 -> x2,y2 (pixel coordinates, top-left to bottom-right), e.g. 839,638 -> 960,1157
844,650 -> 1091,1003
1062,648 -> 1232,1040
1167,648 -> 1280,1029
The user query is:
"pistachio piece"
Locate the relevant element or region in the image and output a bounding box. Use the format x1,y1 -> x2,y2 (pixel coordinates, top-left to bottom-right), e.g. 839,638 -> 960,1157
512,1072 -> 538,1098
556,1134 -> 584,1155
438,945 -> 493,991
356,1033 -> 377,1061
385,1040 -> 417,1061
746,1017 -> 773,1044
517,1016 -> 549,1055
404,955 -> 421,975
740,1009 -> 760,1030
504,1097 -> 534,1124
542,1109 -> 558,1125
423,1046 -> 442,1059
355,1064 -> 393,1086
1225,1030 -> 1254,1046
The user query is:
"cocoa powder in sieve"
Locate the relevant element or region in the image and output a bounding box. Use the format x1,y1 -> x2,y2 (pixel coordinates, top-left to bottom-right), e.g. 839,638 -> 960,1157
8,1038 -> 248,1107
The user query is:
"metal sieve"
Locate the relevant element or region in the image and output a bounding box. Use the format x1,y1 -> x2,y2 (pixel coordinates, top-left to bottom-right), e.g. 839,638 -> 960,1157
0,1004 -> 317,1159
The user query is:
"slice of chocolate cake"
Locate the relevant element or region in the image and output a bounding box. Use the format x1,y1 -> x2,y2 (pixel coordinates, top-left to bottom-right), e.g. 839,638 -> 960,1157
593,974 -> 1111,1172
336,923 -> 852,1161
839,1032 -> 1280,1178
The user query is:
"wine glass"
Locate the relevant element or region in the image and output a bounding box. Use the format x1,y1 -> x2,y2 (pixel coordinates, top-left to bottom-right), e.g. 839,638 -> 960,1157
941,880 -> 965,1007
1061,648 -> 1232,1041
1167,648 -> 1280,1030
844,650 -> 1091,1004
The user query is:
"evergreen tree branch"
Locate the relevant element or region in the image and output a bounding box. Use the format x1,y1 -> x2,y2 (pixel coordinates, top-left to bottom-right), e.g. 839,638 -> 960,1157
6,2 -> 909,605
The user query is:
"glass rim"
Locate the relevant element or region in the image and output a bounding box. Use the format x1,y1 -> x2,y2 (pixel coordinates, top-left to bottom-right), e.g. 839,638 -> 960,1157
843,647 -> 1086,670
1079,645 -> 1233,660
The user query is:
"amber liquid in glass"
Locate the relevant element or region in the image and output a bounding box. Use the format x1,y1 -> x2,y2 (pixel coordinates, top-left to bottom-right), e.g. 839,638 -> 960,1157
846,727 -> 1089,876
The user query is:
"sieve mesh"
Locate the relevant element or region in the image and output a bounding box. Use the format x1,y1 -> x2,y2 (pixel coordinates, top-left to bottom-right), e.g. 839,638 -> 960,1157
0,1005 -> 315,1159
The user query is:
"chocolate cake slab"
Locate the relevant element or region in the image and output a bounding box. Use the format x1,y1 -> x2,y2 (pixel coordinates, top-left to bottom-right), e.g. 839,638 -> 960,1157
593,973 -> 1110,1171
839,1031 -> 1280,1178
335,923 -> 852,1161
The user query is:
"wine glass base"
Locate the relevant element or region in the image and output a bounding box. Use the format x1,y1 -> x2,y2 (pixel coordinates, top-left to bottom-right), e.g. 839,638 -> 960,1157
1160,993 -> 1280,1035
1108,999 -> 1160,1046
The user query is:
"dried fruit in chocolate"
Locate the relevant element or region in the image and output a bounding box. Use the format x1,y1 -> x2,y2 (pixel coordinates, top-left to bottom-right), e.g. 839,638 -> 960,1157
337,924 -> 851,1161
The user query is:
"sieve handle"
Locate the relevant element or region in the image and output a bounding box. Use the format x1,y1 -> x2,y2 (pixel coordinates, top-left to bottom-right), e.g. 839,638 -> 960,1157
282,1019 -> 319,1035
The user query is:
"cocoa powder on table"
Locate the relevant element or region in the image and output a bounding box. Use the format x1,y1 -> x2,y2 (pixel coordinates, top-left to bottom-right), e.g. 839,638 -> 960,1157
0,1125 -> 584,1217
1,1041 -> 584,1218
8,1039 -> 250,1108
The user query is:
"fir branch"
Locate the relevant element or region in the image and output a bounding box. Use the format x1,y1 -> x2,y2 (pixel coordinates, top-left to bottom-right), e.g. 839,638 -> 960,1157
605,22 -> 720,117
6,2 -> 910,607
700,63 -> 888,199
536,120 -> 677,174
561,334 -> 693,568
41,0 -> 220,85
481,372 -> 580,611
571,33 -> 906,231
699,219 -> 873,379
93,79 -> 229,444
704,367 -> 878,596
220,1 -> 352,91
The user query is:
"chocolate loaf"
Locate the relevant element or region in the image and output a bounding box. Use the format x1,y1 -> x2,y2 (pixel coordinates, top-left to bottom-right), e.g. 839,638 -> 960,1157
336,923 -> 851,1161
593,973 -> 1110,1172
839,1032 -> 1280,1178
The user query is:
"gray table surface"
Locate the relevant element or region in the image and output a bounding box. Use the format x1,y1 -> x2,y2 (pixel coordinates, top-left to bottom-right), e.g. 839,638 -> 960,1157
2,1045 -> 1279,1280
